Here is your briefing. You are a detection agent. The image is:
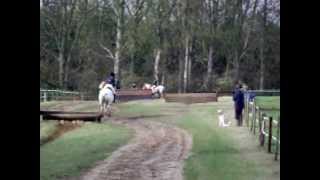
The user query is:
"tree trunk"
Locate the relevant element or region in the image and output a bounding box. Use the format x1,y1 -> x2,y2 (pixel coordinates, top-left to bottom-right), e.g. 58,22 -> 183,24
183,36 -> 189,93
64,55 -> 71,89
234,51 -> 240,83
178,51 -> 183,93
259,0 -> 267,90
130,54 -> 134,76
161,73 -> 165,85
187,43 -> 192,91
206,45 -> 214,91
64,64 -> 69,88
58,52 -> 64,88
154,48 -> 161,82
225,58 -> 230,79
114,0 -> 124,80
187,58 -> 191,91
259,43 -> 264,90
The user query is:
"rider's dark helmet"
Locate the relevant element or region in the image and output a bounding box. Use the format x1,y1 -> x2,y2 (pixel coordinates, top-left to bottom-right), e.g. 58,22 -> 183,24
110,72 -> 115,77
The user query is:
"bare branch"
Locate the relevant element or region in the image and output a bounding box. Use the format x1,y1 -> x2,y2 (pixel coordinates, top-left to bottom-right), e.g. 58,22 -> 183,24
110,0 -> 119,17
134,0 -> 146,17
99,42 -> 115,60
125,0 -> 134,17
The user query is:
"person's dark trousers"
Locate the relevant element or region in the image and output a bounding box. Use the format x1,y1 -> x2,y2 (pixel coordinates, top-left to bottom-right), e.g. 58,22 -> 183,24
113,94 -> 116,103
238,113 -> 243,126
235,106 -> 243,126
234,104 -> 237,119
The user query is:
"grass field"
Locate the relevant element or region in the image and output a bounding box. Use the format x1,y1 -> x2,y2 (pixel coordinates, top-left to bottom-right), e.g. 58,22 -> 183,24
115,99 -> 277,180
40,122 -> 133,180
255,96 -> 280,121
176,106 -> 261,180
255,96 -> 280,109
40,99 -> 278,180
40,121 -> 58,145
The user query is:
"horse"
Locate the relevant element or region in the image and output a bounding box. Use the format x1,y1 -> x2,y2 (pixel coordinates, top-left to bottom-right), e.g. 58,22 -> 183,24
98,81 -> 116,117
151,85 -> 165,98
142,83 -> 152,90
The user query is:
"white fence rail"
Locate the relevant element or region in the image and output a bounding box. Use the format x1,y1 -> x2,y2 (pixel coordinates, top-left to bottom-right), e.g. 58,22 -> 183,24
244,93 -> 280,160
246,89 -> 280,96
40,89 -> 81,102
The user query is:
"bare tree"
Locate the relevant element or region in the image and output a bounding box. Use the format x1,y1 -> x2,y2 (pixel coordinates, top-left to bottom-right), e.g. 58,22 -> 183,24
259,0 -> 268,90
41,0 -> 91,88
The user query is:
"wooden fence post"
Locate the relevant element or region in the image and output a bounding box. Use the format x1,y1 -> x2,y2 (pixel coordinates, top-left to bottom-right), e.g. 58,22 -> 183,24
248,99 -> 250,127
253,102 -> 256,134
260,113 -> 265,147
44,92 -> 47,102
268,117 -> 273,153
250,102 -> 253,131
244,96 -> 248,127
275,116 -> 280,160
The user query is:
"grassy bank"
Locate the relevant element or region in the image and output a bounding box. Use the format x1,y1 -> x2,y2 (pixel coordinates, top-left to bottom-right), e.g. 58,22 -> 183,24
40,122 -> 133,180
176,106 -> 261,180
117,99 -> 272,180
40,121 -> 58,145
255,96 -> 280,110
255,96 -> 280,120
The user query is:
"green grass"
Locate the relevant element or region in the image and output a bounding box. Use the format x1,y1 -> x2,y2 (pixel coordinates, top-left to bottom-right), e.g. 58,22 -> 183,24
40,123 -> 133,180
255,96 -> 280,110
40,99 -> 277,180
176,106 -> 261,180
248,96 -> 280,155
40,121 -> 58,144
254,96 -> 280,122
40,101 -> 66,109
114,100 -> 167,117
116,100 -> 265,180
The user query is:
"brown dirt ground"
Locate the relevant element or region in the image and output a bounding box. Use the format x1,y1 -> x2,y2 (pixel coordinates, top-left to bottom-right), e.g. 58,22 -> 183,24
69,118 -> 192,180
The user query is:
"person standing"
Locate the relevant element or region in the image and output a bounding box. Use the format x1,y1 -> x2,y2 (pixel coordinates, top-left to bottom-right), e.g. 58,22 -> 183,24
232,83 -> 240,119
234,84 -> 245,126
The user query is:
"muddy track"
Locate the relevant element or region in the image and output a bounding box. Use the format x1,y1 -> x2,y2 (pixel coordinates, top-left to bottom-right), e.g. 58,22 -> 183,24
72,119 -> 192,180
41,122 -> 81,146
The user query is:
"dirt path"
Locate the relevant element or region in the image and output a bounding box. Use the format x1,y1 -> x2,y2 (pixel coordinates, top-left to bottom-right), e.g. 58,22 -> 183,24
72,118 -> 192,180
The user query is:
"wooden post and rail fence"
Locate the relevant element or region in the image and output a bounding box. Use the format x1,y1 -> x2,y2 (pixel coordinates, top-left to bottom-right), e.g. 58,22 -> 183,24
243,90 -> 280,161
40,89 -> 83,102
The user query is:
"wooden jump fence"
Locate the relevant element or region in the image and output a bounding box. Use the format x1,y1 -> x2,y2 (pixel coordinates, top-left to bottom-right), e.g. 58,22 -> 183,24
40,110 -> 103,122
243,92 -> 280,161
40,89 -> 154,102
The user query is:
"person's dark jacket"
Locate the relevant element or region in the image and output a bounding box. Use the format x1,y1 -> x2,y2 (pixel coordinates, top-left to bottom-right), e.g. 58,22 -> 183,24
153,80 -> 158,86
234,89 -> 244,110
106,76 -> 116,87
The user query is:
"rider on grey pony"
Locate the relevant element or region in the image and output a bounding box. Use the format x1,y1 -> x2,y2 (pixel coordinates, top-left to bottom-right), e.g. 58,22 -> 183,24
105,72 -> 116,102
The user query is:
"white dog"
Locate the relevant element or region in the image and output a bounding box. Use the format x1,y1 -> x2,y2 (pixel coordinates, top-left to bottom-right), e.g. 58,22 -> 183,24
218,110 -> 231,127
